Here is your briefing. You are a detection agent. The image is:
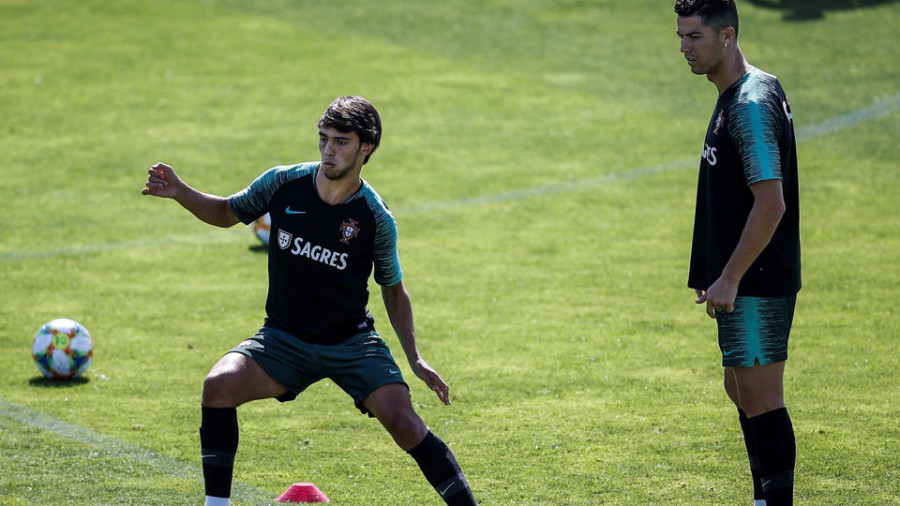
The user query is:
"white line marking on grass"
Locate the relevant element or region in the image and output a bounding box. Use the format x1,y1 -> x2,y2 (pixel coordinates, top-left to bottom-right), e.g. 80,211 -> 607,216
1,92 -> 897,261
399,158 -> 695,215
398,92 -> 900,216
795,92 -> 900,141
0,229 -> 249,262
0,398 -> 275,504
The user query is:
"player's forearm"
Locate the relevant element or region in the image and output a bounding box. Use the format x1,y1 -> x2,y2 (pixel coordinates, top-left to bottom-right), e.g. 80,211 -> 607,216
174,186 -> 240,228
392,314 -> 423,366
381,284 -> 422,365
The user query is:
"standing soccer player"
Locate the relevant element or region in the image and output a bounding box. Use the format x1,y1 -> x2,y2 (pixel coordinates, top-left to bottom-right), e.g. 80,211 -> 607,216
142,96 -> 477,506
675,1 -> 800,505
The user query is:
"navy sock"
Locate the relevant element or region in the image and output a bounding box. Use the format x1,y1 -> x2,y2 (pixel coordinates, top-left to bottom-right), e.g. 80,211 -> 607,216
200,406 -> 239,498
749,408 -> 795,506
407,431 -> 477,505
738,409 -> 766,501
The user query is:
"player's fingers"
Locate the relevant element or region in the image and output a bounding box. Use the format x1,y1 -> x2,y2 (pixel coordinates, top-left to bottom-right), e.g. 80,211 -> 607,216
706,302 -> 717,319
695,291 -> 707,304
430,373 -> 450,405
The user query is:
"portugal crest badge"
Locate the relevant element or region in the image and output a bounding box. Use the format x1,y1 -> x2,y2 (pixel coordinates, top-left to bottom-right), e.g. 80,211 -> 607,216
713,109 -> 725,135
339,219 -> 360,245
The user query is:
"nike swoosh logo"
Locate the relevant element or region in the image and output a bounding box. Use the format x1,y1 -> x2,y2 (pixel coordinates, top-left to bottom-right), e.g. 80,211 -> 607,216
285,207 -> 306,215
722,350 -> 737,357
439,482 -> 455,496
388,369 -> 400,375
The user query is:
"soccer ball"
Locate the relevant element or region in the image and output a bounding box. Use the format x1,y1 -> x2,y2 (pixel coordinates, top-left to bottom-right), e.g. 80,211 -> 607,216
251,212 -> 271,245
32,318 -> 93,379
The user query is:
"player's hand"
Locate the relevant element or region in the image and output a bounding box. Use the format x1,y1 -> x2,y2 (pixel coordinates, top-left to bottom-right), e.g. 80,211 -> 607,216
412,358 -> 451,405
695,277 -> 738,319
141,162 -> 181,198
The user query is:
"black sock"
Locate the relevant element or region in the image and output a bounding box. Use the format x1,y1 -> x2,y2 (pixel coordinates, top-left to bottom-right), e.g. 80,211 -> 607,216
738,409 -> 765,501
200,405 -> 239,498
407,431 -> 477,505
749,407 -> 795,506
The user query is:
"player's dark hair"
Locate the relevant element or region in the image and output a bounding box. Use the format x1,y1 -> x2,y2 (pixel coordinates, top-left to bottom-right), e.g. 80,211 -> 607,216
317,95 -> 382,165
674,0 -> 739,39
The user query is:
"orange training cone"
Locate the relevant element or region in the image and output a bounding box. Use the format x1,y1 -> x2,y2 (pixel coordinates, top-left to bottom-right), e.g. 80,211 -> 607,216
276,482 -> 330,503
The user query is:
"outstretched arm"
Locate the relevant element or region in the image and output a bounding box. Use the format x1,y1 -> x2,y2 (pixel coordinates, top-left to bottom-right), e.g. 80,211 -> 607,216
141,162 -> 240,228
381,281 -> 451,405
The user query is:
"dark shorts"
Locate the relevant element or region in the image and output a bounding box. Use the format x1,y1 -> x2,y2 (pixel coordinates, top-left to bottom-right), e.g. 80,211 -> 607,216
228,326 -> 408,416
716,295 -> 796,367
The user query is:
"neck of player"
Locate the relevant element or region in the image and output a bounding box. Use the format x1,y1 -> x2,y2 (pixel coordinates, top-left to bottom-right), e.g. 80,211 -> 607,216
315,167 -> 364,206
710,47 -> 752,96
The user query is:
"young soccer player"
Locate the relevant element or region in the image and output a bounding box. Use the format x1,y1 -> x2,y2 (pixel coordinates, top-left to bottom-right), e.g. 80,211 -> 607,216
142,96 -> 477,505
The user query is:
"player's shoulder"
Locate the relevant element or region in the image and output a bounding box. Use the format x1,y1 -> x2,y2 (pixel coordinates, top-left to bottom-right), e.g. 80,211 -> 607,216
726,68 -> 784,122
734,68 -> 783,103
353,179 -> 395,223
261,161 -> 318,185
746,66 -> 779,85
228,162 -> 318,219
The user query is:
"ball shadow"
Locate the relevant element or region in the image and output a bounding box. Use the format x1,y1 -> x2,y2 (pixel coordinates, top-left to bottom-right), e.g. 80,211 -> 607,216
248,244 -> 268,254
29,376 -> 91,388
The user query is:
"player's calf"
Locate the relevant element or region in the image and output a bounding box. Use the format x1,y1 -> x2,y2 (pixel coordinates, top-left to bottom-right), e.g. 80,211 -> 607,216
408,431 -> 477,505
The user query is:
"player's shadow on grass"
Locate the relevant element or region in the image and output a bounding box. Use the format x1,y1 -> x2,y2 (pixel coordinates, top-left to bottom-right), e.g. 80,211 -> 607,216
248,243 -> 267,254
745,0 -> 898,20
29,376 -> 91,388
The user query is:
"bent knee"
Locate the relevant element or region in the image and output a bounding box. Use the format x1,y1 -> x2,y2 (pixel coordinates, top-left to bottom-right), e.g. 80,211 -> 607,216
202,371 -> 243,407
382,412 -> 427,448
384,412 -> 424,435
739,394 -> 786,416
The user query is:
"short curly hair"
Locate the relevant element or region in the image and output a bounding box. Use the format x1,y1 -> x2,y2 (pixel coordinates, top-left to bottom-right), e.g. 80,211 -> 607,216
317,96 -> 382,165
674,0 -> 739,38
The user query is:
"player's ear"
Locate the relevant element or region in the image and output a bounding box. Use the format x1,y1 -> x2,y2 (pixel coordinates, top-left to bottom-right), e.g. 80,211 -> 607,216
360,143 -> 374,155
720,26 -> 735,47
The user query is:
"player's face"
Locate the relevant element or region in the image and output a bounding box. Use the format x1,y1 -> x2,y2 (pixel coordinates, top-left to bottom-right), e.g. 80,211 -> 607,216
318,127 -> 372,181
677,15 -> 725,76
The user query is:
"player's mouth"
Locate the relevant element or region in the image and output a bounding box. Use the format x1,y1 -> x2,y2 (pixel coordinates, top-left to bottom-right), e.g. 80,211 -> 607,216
322,160 -> 336,169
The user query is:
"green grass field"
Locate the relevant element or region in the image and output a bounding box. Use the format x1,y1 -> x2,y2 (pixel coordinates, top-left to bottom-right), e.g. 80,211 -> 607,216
2,0 -> 899,504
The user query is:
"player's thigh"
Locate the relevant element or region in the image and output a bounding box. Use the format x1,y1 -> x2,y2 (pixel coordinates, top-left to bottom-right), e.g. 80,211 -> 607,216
203,351 -> 288,407
363,383 -> 427,450
723,367 -> 741,406
731,361 -> 785,392
731,361 -> 786,416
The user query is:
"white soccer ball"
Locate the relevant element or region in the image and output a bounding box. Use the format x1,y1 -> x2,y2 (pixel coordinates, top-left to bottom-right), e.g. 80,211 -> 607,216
32,318 -> 93,379
251,212 -> 271,245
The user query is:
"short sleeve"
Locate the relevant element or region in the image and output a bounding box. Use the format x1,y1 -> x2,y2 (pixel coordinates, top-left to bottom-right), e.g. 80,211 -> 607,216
728,76 -> 785,185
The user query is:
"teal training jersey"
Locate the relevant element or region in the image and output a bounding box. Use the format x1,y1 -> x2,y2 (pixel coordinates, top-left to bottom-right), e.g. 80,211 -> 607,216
688,68 -> 801,297
227,162 -> 402,343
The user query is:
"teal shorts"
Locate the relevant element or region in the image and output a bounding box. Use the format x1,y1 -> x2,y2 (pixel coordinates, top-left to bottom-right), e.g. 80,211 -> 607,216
228,326 -> 407,416
716,295 -> 796,367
